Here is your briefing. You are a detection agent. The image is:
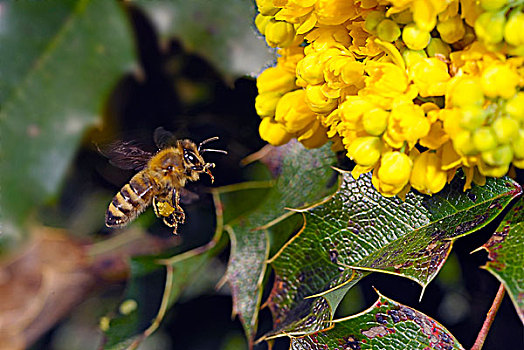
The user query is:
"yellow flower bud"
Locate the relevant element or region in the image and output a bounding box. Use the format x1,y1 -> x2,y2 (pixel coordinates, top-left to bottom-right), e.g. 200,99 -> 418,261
296,53 -> 325,85
255,14 -> 271,34
402,23 -> 431,50
390,10 -> 413,25
481,144 -> 513,166
448,77 -> 484,107
473,127 -> 498,152
362,108 -> 389,136
275,90 -> 316,133
492,116 -> 519,143
478,159 -> 510,177
504,12 -> 524,46
481,64 -> 519,99
402,49 -> 427,67
257,65 -> 296,94
256,92 -> 282,118
346,136 -> 383,167
305,85 -> 338,114
339,97 -> 374,124
480,0 -> 508,11
437,15 -> 466,44
376,19 -> 401,42
297,120 -> 329,149
475,11 -> 505,45
505,92 -> 524,122
409,57 -> 450,97
512,129 -> 524,159
460,105 -> 486,130
265,19 -> 296,48
453,130 -> 477,156
256,0 -> 280,16
259,117 -> 293,146
372,152 -> 413,197
410,151 -> 447,195
384,102 -> 430,148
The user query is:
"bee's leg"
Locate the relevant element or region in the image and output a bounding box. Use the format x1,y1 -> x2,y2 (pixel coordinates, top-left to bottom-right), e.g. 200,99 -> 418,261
172,188 -> 185,224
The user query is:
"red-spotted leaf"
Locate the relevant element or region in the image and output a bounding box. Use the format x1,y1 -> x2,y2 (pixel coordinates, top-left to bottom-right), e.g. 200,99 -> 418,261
267,171 -> 521,337
291,292 -> 464,350
480,197 -> 524,324
215,141 -> 337,344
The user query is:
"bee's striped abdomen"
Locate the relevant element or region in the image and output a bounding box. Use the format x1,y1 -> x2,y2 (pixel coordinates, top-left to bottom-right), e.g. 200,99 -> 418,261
106,171 -> 154,227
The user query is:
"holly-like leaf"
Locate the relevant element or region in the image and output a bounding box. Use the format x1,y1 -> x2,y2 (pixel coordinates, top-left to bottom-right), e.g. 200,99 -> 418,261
0,0 -> 136,242
136,0 -> 275,78
290,291 -> 464,350
267,172 -> 521,337
215,141 -> 338,344
480,197 -> 524,324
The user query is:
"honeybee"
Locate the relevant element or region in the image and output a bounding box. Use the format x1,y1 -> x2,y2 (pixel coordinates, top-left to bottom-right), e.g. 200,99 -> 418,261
101,127 -> 226,234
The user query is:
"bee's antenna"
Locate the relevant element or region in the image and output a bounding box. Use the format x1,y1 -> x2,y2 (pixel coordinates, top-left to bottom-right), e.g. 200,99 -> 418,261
200,148 -> 228,154
198,136 -> 220,152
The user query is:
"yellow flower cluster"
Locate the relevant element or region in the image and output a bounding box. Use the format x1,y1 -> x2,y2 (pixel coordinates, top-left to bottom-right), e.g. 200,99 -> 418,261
255,0 -> 524,197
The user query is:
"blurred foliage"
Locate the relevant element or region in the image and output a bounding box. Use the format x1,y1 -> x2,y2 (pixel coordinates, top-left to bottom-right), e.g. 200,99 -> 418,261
0,1 -> 522,350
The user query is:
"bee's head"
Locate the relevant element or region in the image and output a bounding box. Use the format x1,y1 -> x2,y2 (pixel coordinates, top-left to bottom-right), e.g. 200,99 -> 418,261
178,138 -> 226,183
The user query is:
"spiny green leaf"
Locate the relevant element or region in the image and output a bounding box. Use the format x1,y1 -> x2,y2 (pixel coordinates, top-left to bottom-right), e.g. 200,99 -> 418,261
0,0 -> 136,243
290,292 -> 464,350
480,197 -> 524,324
215,141 -> 338,343
136,0 -> 274,78
268,172 -> 521,337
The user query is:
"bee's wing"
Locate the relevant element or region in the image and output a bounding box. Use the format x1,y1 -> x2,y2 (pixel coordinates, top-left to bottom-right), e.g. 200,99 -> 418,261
178,188 -> 199,204
154,127 -> 178,149
98,140 -> 153,170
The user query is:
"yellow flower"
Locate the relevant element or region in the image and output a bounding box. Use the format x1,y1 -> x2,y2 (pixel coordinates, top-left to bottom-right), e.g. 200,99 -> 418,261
346,136 -> 383,167
259,117 -> 294,146
372,151 -> 413,197
297,119 -> 329,148
257,65 -> 296,94
419,119 -> 449,149
275,89 -> 317,133
305,84 -> 338,114
481,63 -> 520,99
383,101 -> 430,149
409,57 -> 451,97
265,19 -> 296,47
256,0 -> 280,16
360,61 -> 415,109
256,92 -> 283,118
410,151 -> 447,195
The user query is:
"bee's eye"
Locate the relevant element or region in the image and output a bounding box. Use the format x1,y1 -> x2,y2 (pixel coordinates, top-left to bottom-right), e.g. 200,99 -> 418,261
166,166 -> 173,171
184,151 -> 197,164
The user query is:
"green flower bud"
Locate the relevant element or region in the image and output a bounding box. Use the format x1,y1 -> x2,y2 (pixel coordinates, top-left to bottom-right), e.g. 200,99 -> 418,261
481,144 -> 513,166
376,19 -> 401,42
426,38 -> 451,57
473,127 -> 498,151
505,92 -> 524,122
512,129 -> 524,159
480,0 -> 508,11
493,116 -> 519,143
454,130 -> 477,156
475,11 -> 505,45
504,12 -> 524,46
460,106 -> 486,130
365,11 -> 385,32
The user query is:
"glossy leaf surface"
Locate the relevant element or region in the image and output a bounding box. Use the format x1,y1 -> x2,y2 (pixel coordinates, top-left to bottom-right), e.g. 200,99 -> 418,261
291,292 -> 464,350
481,197 -> 524,324
268,172 -> 521,337
215,141 -> 338,343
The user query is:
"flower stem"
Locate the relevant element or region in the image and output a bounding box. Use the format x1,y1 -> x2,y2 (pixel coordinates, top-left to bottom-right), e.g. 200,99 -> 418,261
471,283 -> 506,350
